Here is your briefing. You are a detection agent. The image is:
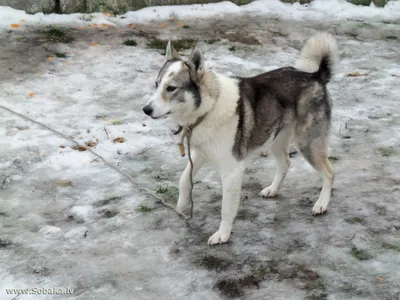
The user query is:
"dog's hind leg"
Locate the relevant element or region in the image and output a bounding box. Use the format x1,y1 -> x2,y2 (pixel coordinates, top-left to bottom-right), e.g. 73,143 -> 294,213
295,99 -> 335,215
299,142 -> 334,215
260,127 -> 291,198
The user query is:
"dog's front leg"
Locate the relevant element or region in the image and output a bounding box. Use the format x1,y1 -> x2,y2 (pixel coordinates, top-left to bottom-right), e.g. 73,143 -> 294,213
177,150 -> 205,213
208,162 -> 244,246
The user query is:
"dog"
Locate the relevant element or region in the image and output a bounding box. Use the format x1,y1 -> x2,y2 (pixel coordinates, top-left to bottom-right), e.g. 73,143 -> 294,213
142,32 -> 338,245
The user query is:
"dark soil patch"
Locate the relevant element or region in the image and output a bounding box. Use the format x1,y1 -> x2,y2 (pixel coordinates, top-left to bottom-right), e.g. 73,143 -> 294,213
93,196 -> 122,208
345,217 -> 365,224
44,27 -> 74,43
100,209 -> 119,218
382,243 -> 400,252
350,247 -> 373,261
236,209 -> 259,220
137,204 -> 152,213
222,32 -> 260,45
123,39 -> 137,46
214,263 -> 272,298
0,238 -> 12,248
32,266 -> 51,276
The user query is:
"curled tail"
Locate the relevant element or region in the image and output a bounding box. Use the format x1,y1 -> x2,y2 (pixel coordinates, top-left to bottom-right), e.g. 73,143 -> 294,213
295,32 -> 338,84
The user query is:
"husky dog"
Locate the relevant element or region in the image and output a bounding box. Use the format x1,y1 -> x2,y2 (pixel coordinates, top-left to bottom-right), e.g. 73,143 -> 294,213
143,32 -> 338,245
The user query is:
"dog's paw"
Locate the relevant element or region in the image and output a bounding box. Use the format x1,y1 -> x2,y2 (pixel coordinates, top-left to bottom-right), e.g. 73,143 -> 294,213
176,198 -> 190,214
312,200 -> 328,215
207,230 -> 231,246
260,186 -> 278,198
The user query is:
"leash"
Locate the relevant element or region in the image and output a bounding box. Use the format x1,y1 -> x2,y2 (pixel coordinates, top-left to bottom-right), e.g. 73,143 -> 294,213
173,113 -> 207,220
0,104 -> 193,220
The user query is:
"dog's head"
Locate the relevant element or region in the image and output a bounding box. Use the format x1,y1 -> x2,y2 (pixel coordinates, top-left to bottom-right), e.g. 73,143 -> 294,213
142,41 -> 207,125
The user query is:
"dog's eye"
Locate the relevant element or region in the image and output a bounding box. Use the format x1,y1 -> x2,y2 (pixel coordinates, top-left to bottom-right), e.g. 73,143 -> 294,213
166,86 -> 177,92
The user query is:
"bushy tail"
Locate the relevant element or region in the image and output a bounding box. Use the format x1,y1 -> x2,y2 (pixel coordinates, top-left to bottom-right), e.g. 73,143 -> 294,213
295,32 -> 338,84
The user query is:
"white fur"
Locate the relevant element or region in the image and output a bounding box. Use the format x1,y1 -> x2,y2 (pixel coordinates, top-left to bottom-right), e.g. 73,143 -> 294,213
146,61 -> 183,118
176,74 -> 243,245
295,32 -> 338,73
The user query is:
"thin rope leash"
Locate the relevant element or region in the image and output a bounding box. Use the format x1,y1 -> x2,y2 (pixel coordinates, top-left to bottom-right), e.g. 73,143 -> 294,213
184,129 -> 194,220
0,104 -> 192,220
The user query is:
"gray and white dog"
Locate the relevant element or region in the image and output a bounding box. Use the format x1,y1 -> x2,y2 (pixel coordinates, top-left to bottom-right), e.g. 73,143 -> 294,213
143,32 -> 338,245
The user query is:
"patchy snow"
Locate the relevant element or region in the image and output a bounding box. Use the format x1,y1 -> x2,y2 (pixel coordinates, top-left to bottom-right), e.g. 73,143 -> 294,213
1,0 -> 400,31
1,2 -> 400,300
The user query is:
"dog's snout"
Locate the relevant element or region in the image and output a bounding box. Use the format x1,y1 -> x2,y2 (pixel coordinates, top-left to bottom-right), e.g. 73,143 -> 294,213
142,105 -> 153,116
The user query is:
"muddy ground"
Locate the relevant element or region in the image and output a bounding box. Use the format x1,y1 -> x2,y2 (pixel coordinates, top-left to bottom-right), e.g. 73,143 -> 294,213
1,12 -> 400,300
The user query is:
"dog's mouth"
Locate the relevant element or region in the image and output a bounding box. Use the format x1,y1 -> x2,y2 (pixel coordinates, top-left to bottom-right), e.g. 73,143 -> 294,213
152,111 -> 171,120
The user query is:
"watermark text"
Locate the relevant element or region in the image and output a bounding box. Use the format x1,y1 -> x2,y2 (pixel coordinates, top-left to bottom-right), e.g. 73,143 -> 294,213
6,287 -> 75,295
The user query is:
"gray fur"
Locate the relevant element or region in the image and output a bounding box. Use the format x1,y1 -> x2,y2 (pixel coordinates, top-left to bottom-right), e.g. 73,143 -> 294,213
173,65 -> 202,106
156,59 -> 180,87
233,67 -> 331,161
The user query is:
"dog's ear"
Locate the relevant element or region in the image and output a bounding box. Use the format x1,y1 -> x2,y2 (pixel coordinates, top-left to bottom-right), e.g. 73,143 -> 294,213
186,47 -> 204,84
165,40 -> 180,61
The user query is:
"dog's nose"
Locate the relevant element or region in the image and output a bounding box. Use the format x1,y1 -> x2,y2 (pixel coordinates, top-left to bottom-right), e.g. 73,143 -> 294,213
142,105 -> 153,116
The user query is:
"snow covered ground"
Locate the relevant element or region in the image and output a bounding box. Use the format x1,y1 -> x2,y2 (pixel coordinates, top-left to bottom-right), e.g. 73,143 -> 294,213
1,1 -> 400,300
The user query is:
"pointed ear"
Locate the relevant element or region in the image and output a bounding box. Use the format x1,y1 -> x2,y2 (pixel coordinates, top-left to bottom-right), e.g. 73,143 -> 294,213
165,40 -> 180,61
186,47 -> 205,83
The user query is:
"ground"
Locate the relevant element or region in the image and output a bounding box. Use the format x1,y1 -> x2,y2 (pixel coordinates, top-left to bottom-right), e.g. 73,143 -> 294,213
1,5 -> 400,300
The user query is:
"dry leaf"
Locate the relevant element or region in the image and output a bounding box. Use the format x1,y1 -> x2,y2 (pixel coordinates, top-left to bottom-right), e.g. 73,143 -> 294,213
28,92 -> 35,97
102,23 -> 110,27
11,24 -> 20,29
40,153 -> 46,157
104,117 -> 109,121
261,152 -> 268,157
35,71 -> 41,74
72,146 -> 87,151
346,72 -> 368,77
56,180 -> 72,187
113,137 -> 126,143
178,23 -> 185,27
376,277 -> 384,282
106,12 -> 113,17
48,56 -> 55,61
85,141 -> 97,147
159,23 -> 166,27
20,19 -> 26,22
59,145 -> 65,148
116,29 -> 121,33
92,23 -> 98,27
90,43 -> 100,46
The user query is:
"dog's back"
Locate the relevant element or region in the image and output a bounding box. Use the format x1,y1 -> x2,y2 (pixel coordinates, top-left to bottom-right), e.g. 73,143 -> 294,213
233,32 -> 338,160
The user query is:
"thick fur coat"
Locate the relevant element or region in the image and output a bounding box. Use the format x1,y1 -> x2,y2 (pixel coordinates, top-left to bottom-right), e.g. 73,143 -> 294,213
143,32 -> 338,245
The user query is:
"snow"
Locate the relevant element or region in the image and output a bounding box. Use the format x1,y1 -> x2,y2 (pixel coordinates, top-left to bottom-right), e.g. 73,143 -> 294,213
1,0 -> 400,31
1,1 -> 400,300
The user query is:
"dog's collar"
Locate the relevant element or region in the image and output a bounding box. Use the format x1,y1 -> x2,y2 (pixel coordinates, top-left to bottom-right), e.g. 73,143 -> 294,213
173,113 -> 207,136
173,113 -> 207,157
